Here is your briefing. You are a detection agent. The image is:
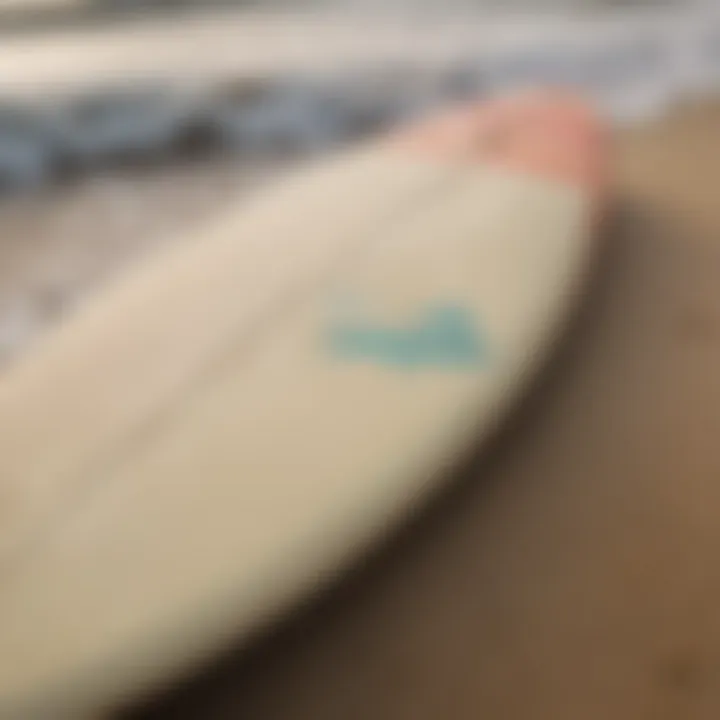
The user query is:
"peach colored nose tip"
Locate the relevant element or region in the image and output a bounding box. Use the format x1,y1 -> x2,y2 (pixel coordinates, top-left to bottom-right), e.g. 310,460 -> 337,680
394,89 -> 605,193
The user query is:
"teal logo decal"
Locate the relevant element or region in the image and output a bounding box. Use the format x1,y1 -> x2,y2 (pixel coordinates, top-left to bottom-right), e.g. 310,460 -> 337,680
327,302 -> 488,370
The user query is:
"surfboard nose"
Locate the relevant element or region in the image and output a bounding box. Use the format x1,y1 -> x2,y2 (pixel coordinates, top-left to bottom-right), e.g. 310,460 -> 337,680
395,89 -> 605,194
483,90 -> 605,193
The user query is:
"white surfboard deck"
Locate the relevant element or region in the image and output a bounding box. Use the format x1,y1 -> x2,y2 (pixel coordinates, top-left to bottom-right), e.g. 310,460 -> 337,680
0,92 -> 604,718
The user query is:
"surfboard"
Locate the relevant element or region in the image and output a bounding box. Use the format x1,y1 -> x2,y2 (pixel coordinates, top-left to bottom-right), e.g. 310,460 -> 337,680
0,89 -> 605,718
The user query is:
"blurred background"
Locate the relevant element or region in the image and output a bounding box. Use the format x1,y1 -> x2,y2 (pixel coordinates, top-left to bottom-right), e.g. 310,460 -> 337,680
0,0 -> 701,360
0,0 -> 681,22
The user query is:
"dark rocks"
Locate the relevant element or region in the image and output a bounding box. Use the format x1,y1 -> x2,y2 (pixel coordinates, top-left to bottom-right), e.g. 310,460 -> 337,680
0,64 -> 490,193
49,85 -> 197,167
209,77 -> 347,156
0,104 -> 54,191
